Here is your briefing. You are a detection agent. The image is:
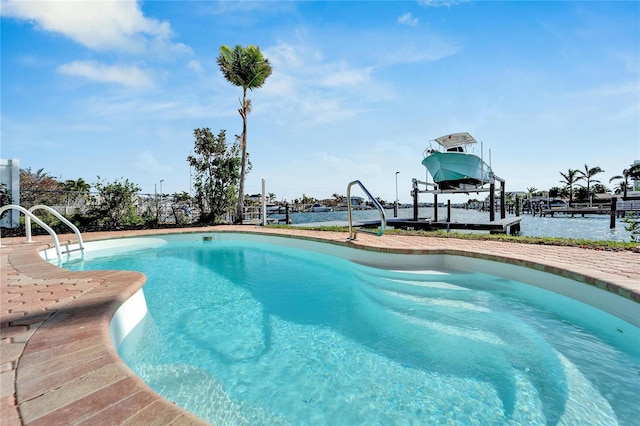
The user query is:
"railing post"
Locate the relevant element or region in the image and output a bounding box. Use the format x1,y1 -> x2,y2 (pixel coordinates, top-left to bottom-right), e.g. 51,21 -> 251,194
25,215 -> 33,242
489,183 -> 496,222
610,197 -> 617,229
434,193 -> 438,222
500,181 -> 506,219
285,203 -> 290,224
412,183 -> 418,221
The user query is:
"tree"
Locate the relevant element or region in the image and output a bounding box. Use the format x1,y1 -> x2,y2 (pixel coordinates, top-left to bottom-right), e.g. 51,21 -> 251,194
575,186 -> 588,201
170,191 -> 193,225
19,167 -> 64,207
0,184 -> 12,222
525,187 -> 538,198
217,44 -> 272,223
548,187 -> 563,198
590,183 -> 609,194
609,163 -> 640,198
87,177 -> 142,228
63,178 -> 91,205
301,194 -> 315,205
63,178 -> 90,193
333,193 -> 345,205
577,164 -> 604,204
559,169 -> 580,206
187,128 -> 242,224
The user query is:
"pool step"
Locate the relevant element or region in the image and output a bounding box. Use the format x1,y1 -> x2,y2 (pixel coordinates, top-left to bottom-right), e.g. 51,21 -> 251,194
352,272 -> 589,425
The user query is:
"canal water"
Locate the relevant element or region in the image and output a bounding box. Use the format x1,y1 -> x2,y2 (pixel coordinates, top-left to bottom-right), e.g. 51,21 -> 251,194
276,208 -> 634,242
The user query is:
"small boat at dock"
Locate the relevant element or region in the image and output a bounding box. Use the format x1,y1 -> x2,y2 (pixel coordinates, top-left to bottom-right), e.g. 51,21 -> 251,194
309,203 -> 332,212
422,132 -> 494,190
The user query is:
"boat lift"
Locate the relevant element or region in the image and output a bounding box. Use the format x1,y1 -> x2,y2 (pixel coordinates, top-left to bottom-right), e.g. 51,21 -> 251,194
387,174 -> 522,235
411,175 -> 507,222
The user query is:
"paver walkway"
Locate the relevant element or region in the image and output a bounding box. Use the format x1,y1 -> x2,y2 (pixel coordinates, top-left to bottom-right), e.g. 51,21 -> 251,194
1,226 -> 638,425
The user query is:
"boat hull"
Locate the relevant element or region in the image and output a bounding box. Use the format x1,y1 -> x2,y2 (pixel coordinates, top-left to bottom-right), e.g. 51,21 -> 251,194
422,152 -> 493,189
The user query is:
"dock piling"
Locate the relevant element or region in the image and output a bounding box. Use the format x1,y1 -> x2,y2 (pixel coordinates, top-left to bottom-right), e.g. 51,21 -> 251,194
610,197 -> 616,229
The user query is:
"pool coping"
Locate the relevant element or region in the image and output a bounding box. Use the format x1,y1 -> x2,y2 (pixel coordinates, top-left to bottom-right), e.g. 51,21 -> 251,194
1,226 -> 639,425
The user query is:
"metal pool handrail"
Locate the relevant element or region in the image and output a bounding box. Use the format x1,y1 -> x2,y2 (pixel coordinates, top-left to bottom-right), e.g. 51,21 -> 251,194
0,204 -> 62,258
29,205 -> 85,253
347,180 -> 386,240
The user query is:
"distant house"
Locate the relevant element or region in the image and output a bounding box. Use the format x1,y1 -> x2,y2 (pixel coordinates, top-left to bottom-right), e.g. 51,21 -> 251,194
350,196 -> 364,207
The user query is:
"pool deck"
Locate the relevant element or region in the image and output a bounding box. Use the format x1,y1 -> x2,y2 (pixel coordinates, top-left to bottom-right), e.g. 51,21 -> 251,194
1,226 -> 639,425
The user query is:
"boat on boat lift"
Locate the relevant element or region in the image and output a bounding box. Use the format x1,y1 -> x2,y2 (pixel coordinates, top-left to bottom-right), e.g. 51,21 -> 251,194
422,132 -> 494,190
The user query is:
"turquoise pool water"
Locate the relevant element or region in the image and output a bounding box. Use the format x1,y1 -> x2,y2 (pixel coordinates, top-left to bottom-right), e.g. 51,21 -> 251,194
63,237 -> 639,425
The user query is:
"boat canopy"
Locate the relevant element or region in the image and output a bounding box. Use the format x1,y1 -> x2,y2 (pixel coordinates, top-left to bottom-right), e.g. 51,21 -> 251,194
433,132 -> 477,150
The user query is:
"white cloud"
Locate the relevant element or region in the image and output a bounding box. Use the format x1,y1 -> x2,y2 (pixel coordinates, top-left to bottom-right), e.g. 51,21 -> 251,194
261,42 -> 377,125
398,13 -> 419,27
1,0 -> 179,54
320,66 -> 373,88
57,61 -> 153,88
265,42 -> 378,93
132,150 -> 173,175
260,32 -> 460,128
187,60 -> 203,73
418,0 -> 467,7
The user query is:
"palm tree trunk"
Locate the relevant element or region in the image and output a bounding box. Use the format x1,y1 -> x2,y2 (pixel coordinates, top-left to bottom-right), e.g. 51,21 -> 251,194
235,90 -> 248,224
236,136 -> 247,223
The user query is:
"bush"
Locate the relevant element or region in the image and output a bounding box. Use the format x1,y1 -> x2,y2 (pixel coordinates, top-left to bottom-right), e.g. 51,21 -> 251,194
86,177 -> 143,228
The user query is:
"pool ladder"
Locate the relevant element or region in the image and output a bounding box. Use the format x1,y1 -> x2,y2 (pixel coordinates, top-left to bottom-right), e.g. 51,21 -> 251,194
347,180 -> 386,240
0,204 -> 84,261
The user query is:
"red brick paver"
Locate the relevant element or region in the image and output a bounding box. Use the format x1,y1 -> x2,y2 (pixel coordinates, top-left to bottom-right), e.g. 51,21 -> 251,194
1,226 -> 638,425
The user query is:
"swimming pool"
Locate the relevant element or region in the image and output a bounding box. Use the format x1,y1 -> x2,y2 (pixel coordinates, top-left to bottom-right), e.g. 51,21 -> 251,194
60,233 -> 639,425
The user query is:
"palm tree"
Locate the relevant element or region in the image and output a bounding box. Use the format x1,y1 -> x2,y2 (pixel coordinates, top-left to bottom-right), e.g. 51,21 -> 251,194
63,178 -> 91,193
217,45 -> 272,223
590,183 -> 609,194
609,163 -> 640,198
577,164 -> 604,205
63,178 -> 91,205
525,187 -> 538,198
559,169 -> 580,206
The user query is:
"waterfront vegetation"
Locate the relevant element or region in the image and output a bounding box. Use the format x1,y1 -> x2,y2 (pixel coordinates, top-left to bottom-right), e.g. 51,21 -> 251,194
2,159 -> 639,248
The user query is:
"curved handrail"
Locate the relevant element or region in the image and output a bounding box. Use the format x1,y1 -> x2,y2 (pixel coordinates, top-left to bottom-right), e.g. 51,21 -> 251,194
0,204 -> 62,258
29,205 -> 84,251
347,180 -> 386,240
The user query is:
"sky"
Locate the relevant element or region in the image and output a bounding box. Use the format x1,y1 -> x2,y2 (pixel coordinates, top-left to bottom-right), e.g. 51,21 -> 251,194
1,0 -> 639,204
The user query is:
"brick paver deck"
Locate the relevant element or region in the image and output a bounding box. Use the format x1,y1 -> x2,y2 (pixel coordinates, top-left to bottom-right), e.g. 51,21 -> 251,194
1,226 -> 638,425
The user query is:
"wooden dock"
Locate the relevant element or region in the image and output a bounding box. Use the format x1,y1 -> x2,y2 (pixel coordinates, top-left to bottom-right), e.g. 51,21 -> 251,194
541,206 -> 639,218
294,217 -> 523,235
386,217 -> 523,235
541,207 -> 609,217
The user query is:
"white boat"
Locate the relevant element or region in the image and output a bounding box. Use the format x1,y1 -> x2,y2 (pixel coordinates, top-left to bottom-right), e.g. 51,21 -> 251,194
541,199 -> 569,209
422,132 -> 494,190
309,203 -> 332,212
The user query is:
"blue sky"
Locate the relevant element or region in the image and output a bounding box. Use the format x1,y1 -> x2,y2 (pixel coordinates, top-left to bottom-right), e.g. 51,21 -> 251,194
1,0 -> 639,204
